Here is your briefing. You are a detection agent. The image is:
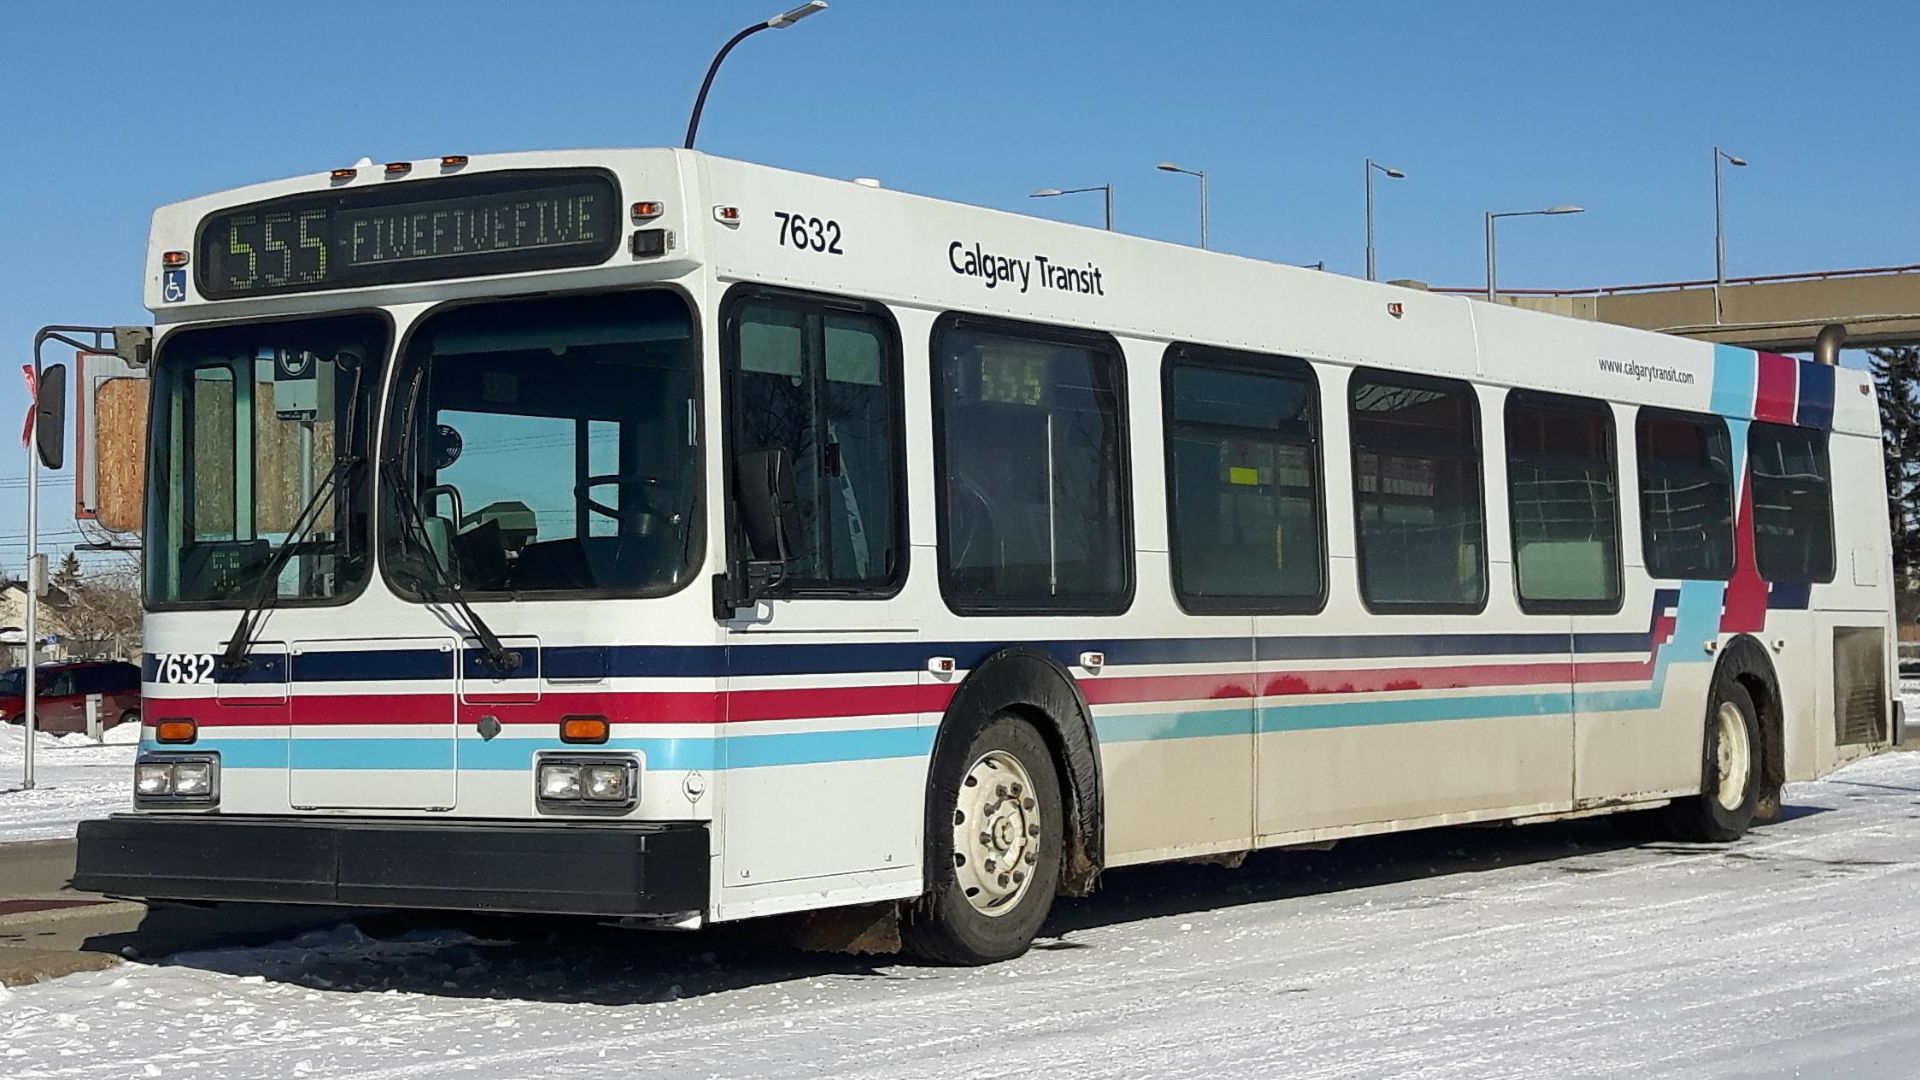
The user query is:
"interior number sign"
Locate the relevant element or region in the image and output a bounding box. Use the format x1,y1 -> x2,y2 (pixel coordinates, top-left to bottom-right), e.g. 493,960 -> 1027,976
774,211 -> 843,255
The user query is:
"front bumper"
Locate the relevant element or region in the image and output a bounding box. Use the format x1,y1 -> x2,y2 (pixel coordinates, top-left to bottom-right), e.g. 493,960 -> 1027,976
73,816 -> 709,917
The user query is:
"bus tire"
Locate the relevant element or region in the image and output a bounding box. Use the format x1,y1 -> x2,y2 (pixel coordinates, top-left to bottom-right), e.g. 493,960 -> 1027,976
903,711 -> 1064,965
1665,679 -> 1763,842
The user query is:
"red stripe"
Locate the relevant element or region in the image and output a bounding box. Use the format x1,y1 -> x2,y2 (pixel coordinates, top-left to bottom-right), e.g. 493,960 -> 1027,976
1754,352 -> 1797,422
1721,478 -> 1768,633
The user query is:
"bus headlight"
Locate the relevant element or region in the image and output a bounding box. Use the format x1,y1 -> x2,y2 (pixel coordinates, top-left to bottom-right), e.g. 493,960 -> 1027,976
134,754 -> 219,806
536,755 -> 637,811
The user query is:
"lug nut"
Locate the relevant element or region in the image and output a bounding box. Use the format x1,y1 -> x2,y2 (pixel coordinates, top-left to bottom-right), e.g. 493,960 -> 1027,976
1023,797 -> 1036,810
996,783 -> 1009,797
998,873 -> 1011,886
984,858 -> 996,872
1010,782 -> 1023,796
1013,870 -> 1026,883
1028,824 -> 1040,837
980,831 -> 993,845
1024,852 -> 1037,865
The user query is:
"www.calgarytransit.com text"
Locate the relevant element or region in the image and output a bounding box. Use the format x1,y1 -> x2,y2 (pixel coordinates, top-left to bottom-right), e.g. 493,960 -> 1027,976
1598,357 -> 1697,385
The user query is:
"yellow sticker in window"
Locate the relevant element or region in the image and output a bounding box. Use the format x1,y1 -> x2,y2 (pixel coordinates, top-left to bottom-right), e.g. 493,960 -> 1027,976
1228,466 -> 1260,486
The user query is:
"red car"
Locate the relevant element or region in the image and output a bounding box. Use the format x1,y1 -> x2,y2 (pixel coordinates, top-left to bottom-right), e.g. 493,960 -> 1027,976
0,660 -> 142,734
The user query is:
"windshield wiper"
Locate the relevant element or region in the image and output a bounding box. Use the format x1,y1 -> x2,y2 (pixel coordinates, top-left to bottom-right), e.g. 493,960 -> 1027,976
218,356 -> 366,674
383,366 -> 520,674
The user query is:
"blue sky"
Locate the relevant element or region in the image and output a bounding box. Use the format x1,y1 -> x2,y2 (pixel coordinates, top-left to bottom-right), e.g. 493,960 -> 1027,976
2,0 -> 1914,565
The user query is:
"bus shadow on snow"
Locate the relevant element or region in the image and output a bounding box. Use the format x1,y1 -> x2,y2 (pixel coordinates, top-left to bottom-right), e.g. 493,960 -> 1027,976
135,807 -> 1822,1007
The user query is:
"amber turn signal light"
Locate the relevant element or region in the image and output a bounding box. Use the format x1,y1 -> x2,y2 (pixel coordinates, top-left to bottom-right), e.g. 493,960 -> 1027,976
561,717 -> 609,744
155,719 -> 198,745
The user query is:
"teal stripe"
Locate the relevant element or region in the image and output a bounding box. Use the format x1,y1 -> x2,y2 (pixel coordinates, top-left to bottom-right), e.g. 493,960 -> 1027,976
1711,343 -> 1755,419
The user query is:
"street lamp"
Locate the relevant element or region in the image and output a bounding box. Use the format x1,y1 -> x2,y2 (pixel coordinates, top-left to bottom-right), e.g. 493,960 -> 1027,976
1030,185 -> 1114,231
1485,205 -> 1585,302
683,2 -> 829,150
1713,146 -> 1747,324
1364,158 -> 1405,281
1156,161 -> 1208,249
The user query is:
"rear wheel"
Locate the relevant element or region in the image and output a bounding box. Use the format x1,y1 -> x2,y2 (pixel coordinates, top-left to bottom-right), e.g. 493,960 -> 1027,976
902,712 -> 1063,965
1664,681 -> 1762,842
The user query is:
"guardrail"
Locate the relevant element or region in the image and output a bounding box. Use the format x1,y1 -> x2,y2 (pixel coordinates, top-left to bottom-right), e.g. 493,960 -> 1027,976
1430,263 -> 1920,298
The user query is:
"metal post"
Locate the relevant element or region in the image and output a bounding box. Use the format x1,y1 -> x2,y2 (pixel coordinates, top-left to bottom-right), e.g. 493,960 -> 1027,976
1485,212 -> 1497,303
1198,171 -> 1209,251
1102,185 -> 1113,232
1365,160 -> 1377,282
22,363 -> 38,790
1713,145 -> 1725,325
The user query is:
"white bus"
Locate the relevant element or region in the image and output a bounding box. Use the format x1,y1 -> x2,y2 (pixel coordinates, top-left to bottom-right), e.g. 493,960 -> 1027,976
76,148 -> 1896,964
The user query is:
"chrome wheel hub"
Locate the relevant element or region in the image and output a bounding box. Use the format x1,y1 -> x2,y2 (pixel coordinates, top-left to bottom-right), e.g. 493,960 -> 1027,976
951,749 -> 1040,917
1714,701 -> 1752,812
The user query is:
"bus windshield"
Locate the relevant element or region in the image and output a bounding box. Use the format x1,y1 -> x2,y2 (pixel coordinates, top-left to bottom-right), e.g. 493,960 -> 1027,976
145,314 -> 387,607
379,290 -> 701,598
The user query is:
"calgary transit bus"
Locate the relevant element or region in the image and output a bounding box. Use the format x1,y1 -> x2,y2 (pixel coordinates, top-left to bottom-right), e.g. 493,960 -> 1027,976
75,148 -> 1896,964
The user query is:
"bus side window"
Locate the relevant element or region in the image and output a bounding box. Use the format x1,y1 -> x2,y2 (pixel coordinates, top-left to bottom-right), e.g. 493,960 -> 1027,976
728,290 -> 905,595
1636,409 -> 1735,580
1349,369 -> 1487,613
1748,422 -> 1834,583
1504,390 -> 1622,613
1162,345 -> 1324,614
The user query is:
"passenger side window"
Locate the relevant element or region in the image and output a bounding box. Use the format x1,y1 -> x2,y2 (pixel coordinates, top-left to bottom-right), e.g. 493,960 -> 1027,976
1163,346 -> 1323,612
934,318 -> 1131,613
1636,409 -> 1734,580
1749,422 -> 1834,583
1350,370 -> 1486,611
1505,391 -> 1622,612
730,291 -> 904,592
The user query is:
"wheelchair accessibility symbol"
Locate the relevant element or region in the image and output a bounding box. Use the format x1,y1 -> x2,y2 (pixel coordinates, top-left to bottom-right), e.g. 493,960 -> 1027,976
162,269 -> 187,303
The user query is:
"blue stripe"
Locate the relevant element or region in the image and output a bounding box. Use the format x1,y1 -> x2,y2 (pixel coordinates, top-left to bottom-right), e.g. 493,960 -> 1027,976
1768,581 -> 1812,610
1711,344 -> 1756,420
1796,361 -> 1835,431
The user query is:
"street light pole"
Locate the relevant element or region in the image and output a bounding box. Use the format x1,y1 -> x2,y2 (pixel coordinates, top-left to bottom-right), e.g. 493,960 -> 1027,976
1485,205 -> 1585,302
1713,145 -> 1747,324
1029,184 -> 1113,230
683,2 -> 828,151
1156,162 -> 1208,249
1365,158 -> 1405,281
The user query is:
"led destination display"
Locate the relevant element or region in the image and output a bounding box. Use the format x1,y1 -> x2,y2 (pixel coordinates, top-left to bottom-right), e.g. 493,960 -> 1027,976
196,170 -> 620,300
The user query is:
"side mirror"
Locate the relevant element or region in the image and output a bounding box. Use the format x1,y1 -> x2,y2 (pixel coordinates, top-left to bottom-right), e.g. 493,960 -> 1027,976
735,448 -> 803,563
35,363 -> 67,470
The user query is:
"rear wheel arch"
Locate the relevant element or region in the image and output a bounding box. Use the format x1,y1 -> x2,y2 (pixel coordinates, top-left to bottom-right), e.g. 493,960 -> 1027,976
1716,634 -> 1785,813
929,646 -> 1103,895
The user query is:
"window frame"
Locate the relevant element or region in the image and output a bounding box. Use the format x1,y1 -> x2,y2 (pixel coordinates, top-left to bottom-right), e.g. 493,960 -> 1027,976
1748,420 -> 1836,585
718,283 -> 910,600
929,311 -> 1135,617
1634,406 -> 1736,582
143,306 -> 395,613
376,284 -> 706,604
1503,389 -> 1624,616
1347,367 -> 1489,616
1160,343 -> 1327,616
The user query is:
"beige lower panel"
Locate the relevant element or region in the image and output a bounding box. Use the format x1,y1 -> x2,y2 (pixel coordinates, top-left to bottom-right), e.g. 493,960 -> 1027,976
1100,734 -> 1253,867
1256,713 -> 1572,836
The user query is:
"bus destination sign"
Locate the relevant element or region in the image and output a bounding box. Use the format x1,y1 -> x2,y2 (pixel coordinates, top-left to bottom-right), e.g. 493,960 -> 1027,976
196,169 -> 621,300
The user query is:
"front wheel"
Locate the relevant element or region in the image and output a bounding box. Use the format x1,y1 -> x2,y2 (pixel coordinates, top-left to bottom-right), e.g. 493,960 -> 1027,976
902,712 -> 1064,965
1665,681 -> 1762,842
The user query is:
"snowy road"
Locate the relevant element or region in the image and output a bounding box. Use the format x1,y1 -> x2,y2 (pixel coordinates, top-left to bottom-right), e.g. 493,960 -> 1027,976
4,751 -> 1918,1079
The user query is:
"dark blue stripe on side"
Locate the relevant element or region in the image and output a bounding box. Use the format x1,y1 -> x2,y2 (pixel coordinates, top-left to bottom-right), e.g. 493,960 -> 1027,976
291,649 -> 454,682
1767,581 -> 1812,610
1796,362 -> 1835,431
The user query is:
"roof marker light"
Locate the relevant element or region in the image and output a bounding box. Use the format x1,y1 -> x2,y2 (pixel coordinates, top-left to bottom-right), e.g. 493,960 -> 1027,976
713,205 -> 741,225
330,167 -> 357,181
384,161 -> 412,176
632,201 -> 665,222
162,251 -> 189,269
440,155 -> 469,169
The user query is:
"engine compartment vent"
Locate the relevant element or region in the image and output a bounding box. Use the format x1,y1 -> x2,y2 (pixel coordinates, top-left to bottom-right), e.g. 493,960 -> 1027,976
1833,626 -> 1889,746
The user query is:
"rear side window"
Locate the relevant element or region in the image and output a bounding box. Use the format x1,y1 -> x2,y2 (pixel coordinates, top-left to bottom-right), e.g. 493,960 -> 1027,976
1162,346 -> 1324,612
933,317 -> 1131,614
1749,422 -> 1834,583
1349,370 -> 1486,612
1636,409 -> 1734,580
1505,391 -> 1621,612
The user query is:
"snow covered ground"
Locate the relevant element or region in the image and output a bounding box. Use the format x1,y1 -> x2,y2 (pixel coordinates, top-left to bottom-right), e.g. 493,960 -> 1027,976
4,751 -> 1919,1079
0,723 -> 139,843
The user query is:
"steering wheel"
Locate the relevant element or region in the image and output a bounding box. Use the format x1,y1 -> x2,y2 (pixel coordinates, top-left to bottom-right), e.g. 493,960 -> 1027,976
576,473 -> 666,522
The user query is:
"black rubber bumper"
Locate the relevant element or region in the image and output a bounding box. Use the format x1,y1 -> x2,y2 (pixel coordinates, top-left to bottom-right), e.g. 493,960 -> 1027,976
73,816 -> 710,917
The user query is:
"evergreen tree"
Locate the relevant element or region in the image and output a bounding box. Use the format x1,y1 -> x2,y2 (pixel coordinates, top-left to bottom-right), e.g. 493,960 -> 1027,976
1869,346 -> 1920,595
54,550 -> 83,589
